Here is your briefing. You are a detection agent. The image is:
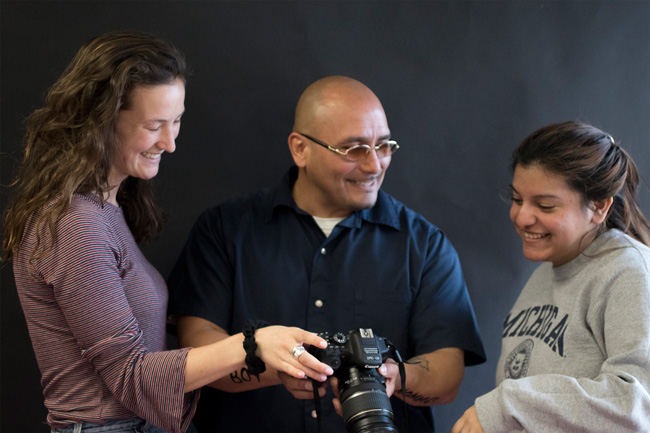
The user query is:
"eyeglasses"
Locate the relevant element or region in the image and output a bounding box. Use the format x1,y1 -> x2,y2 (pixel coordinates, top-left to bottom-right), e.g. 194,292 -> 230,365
298,133 -> 399,162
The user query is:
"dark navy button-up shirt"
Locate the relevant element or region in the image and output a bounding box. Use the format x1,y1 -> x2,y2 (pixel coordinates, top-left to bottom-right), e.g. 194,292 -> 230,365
168,166 -> 485,433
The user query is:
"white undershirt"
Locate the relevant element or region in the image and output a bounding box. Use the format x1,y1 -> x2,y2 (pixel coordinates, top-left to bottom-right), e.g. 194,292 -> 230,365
312,216 -> 345,237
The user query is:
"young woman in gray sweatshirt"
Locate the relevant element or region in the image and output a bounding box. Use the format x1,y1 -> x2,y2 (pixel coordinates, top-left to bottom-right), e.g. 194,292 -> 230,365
453,121 -> 650,433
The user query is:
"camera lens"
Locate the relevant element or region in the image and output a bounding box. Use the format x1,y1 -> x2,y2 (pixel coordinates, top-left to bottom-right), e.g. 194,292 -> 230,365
338,366 -> 397,433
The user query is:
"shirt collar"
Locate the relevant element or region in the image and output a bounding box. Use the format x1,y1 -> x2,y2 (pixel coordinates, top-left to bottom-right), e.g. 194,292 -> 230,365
265,166 -> 401,231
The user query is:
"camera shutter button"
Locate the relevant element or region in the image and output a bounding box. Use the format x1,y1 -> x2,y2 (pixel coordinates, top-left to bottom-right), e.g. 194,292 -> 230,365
314,299 -> 324,308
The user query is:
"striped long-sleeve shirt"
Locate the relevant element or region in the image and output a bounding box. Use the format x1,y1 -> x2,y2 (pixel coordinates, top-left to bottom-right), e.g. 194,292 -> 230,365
13,193 -> 198,433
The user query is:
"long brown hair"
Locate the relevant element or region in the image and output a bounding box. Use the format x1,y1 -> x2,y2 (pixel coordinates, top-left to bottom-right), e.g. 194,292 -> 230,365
2,31 -> 187,262
512,120 -> 650,246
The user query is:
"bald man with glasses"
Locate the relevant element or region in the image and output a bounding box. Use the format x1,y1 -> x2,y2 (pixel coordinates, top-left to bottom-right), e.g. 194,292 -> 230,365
167,76 -> 486,433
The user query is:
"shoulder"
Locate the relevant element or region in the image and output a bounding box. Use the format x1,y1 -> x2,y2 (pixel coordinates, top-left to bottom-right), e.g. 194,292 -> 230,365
67,193 -> 109,214
188,189 -> 275,242
592,230 -> 650,276
58,194 -> 119,231
373,192 -> 463,266
376,190 -> 446,238
20,195 -> 124,268
577,230 -> 650,310
34,195 -> 127,255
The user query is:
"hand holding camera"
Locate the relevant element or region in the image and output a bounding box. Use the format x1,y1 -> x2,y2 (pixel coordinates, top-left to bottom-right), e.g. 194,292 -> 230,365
309,328 -> 404,433
253,326 -> 334,382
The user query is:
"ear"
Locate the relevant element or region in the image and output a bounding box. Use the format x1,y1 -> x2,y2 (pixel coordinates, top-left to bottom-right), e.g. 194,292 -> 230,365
591,197 -> 614,225
288,132 -> 309,168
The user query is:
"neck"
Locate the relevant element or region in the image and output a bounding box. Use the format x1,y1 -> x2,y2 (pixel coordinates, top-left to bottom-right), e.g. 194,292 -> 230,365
292,174 -> 351,218
102,184 -> 120,207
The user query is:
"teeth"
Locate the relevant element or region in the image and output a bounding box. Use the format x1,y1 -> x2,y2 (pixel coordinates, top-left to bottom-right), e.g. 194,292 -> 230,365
141,151 -> 162,160
524,232 -> 547,239
350,179 -> 374,186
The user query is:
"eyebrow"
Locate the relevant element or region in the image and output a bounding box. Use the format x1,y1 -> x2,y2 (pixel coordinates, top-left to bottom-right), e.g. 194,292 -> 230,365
148,109 -> 185,123
340,134 -> 392,145
509,185 -> 561,200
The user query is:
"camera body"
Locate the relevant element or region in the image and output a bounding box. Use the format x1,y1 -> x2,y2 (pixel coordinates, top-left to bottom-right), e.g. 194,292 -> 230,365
309,328 -> 401,433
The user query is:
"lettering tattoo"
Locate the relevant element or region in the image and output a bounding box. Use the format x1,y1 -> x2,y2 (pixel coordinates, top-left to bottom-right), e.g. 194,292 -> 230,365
230,367 -> 261,384
396,389 -> 440,405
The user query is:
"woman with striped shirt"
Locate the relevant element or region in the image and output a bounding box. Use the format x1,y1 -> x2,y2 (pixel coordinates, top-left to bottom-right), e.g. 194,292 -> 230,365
1,31 -> 332,433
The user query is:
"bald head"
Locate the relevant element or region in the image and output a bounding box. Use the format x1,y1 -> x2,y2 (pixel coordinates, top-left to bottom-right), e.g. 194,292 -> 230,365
293,76 -> 385,135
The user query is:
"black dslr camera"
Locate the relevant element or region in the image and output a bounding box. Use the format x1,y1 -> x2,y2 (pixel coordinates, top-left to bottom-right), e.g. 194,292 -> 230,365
309,328 -> 403,433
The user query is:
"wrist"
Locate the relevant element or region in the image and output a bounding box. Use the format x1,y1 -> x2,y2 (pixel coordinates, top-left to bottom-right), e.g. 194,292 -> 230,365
242,319 -> 269,378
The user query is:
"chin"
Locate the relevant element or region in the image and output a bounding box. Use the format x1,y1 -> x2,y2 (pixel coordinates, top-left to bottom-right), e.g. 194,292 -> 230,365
137,170 -> 160,180
522,249 -> 548,263
352,200 -> 377,211
356,194 -> 379,208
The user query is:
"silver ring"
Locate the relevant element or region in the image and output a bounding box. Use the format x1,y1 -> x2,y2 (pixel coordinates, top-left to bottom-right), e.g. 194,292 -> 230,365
292,345 -> 306,359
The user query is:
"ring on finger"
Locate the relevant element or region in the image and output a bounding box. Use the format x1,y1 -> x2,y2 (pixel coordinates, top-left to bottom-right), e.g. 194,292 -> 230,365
292,345 -> 306,359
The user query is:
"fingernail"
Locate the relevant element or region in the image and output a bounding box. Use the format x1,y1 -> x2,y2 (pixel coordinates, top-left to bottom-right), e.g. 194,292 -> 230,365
379,366 -> 387,375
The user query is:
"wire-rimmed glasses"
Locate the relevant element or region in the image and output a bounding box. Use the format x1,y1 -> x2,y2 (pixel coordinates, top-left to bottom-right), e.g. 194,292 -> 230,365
298,132 -> 399,162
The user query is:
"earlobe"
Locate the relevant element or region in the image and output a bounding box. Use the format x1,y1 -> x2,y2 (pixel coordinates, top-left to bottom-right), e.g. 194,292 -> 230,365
591,197 -> 614,224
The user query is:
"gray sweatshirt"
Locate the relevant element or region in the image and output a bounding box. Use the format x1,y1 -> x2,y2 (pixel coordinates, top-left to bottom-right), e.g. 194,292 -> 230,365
476,229 -> 650,432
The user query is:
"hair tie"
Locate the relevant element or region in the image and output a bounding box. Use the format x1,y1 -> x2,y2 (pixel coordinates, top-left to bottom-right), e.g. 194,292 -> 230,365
242,319 -> 270,378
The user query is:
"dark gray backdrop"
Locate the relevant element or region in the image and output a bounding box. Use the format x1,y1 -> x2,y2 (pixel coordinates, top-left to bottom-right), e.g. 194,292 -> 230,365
2,1 -> 649,432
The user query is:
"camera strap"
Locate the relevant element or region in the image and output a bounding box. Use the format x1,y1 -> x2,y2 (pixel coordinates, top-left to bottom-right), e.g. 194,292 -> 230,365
311,380 -> 323,432
392,347 -> 409,433
398,360 -> 408,433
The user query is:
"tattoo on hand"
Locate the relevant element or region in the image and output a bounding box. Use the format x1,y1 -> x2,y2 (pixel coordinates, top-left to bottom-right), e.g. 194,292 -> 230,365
230,367 -> 261,384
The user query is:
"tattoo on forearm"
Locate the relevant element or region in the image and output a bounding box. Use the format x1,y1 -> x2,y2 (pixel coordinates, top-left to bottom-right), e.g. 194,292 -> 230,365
230,367 -> 261,384
395,388 -> 440,405
406,355 -> 430,372
396,355 -> 438,404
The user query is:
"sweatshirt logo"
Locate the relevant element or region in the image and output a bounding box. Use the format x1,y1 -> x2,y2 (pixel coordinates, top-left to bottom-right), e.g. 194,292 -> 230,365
504,339 -> 533,379
502,305 -> 568,357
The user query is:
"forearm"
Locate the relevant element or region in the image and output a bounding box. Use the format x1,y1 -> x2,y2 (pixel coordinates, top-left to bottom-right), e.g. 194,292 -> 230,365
183,333 -> 283,392
177,316 -> 331,394
475,372 -> 650,433
394,348 -> 465,406
205,363 -> 282,392
178,317 -> 279,392
183,333 -> 245,392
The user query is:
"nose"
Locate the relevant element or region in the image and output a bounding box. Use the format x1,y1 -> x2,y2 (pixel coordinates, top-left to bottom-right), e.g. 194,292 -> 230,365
511,202 -> 536,227
358,147 -> 383,173
158,124 -> 178,153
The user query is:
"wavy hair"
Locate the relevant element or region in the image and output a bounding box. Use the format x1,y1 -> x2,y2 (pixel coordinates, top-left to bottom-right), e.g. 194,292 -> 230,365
512,120 -> 650,246
2,31 -> 187,262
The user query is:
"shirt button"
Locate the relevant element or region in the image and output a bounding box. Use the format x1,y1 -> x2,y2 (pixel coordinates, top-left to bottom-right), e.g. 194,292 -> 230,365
315,299 -> 324,308
311,410 -> 318,418
320,247 -> 326,255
